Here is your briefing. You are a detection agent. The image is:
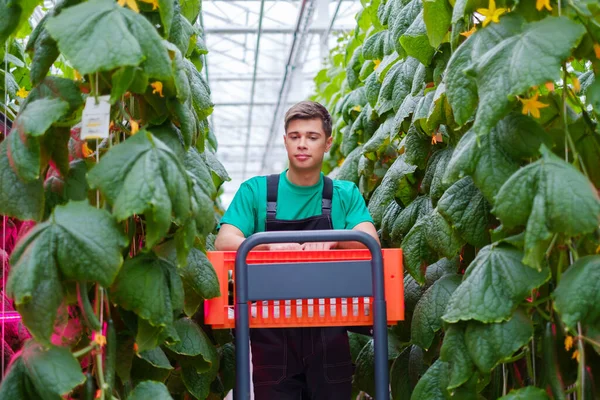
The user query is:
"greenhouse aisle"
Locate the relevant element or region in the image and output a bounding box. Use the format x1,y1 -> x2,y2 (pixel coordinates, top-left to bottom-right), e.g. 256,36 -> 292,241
0,0 -> 600,400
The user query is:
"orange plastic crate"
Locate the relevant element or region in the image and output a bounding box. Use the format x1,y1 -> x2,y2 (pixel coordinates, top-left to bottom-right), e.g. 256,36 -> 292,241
204,249 -> 404,329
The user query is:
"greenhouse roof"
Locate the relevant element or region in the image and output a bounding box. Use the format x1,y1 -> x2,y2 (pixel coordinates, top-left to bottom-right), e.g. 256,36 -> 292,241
203,0 -> 361,205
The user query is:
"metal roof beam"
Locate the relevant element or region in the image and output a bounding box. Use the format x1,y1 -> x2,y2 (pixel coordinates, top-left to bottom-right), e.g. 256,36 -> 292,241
241,0 -> 266,180
204,26 -> 352,34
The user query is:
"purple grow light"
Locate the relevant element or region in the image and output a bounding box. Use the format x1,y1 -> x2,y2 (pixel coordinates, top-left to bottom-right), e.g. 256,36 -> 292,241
0,311 -> 21,322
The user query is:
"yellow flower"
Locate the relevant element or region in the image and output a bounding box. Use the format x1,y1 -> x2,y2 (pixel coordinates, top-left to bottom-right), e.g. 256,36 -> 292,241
151,81 -> 164,97
572,77 -> 580,93
73,70 -> 83,81
565,335 -> 574,351
595,244 -> 600,254
519,93 -> 549,119
130,119 -> 139,135
16,87 -> 29,98
572,349 -> 580,362
117,0 -> 139,13
373,59 -> 381,71
536,0 -> 552,11
138,0 -> 158,9
545,81 -> 555,92
460,26 -> 476,38
82,142 -> 94,158
352,105 -> 362,112
94,334 -> 106,347
594,44 -> 600,59
477,0 -> 507,27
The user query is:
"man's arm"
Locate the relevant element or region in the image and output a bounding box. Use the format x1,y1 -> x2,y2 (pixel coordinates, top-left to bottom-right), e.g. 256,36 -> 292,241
214,224 -> 246,251
215,224 -> 302,251
336,221 -> 380,249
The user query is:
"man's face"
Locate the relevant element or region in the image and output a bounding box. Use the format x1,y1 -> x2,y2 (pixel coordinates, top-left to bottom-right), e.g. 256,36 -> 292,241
283,118 -> 332,172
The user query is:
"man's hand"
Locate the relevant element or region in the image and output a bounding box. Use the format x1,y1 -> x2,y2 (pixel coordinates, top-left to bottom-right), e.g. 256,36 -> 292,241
301,242 -> 337,251
268,243 -> 303,251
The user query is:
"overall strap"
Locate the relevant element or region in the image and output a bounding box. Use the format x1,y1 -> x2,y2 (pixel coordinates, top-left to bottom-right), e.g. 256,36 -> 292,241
322,176 -> 333,216
266,174 -> 279,221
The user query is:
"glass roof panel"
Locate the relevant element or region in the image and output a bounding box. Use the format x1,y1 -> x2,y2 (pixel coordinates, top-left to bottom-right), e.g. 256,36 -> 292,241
204,0 -> 361,206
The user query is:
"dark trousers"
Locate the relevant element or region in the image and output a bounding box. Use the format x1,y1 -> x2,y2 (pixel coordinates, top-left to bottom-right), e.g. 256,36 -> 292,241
250,327 -> 353,400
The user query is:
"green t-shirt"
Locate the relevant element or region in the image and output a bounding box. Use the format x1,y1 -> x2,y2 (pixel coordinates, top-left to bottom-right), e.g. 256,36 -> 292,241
220,170 -> 373,237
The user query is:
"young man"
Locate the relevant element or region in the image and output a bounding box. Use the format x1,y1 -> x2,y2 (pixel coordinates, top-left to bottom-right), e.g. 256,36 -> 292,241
215,101 -> 379,399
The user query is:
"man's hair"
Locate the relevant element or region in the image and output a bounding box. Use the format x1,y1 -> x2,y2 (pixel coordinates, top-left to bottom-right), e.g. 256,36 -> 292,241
284,101 -> 332,138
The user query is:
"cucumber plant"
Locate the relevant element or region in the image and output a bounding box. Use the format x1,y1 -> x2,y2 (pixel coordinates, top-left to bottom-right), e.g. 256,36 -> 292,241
314,0 -> 600,399
0,0 -> 233,399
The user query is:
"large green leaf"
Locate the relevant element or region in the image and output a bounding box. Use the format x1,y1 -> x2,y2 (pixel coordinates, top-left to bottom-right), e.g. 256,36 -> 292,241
391,195 -> 432,243
437,176 -> 491,248
111,253 -> 183,327
465,309 -> 533,372
376,57 -> 420,115
0,0 -> 21,44
499,387 -> 550,400
368,155 -> 417,226
410,359 -> 450,400
22,76 -> 83,114
26,13 -> 59,86
391,346 -> 418,400
21,341 -> 86,399
336,145 -> 364,185
45,0 -> 171,78
439,324 -> 475,390
363,30 -> 386,61
442,245 -> 550,323
400,11 -> 435,66
138,347 -> 173,370
471,16 -> 585,137
412,274 -> 462,349
553,255 -> 600,330
444,113 -> 548,204
494,147 -> 600,269
7,98 -> 70,181
184,59 -> 213,120
0,357 -> 34,400
184,147 -> 218,199
180,248 -> 220,299
401,217 -> 439,284
423,0 -> 452,48
425,210 -> 465,258
390,0 -> 422,55
10,200 -> 127,286
128,381 -> 174,400
7,201 -> 127,342
444,16 -> 523,126
88,130 -> 193,248
166,318 -> 218,372
403,125 -> 432,169
422,147 -> 453,204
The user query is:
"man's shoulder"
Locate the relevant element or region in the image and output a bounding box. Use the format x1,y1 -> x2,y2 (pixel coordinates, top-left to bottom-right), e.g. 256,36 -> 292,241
240,175 -> 267,190
331,178 -> 358,192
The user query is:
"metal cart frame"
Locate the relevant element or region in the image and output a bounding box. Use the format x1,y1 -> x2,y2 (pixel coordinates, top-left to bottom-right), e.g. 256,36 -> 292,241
234,230 -> 389,399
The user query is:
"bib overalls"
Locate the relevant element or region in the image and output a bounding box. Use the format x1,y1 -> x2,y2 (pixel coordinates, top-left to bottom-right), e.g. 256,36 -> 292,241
250,174 -> 353,400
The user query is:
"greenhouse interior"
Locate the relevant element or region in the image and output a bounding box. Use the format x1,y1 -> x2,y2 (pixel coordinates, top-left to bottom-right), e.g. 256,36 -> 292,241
0,0 -> 599,399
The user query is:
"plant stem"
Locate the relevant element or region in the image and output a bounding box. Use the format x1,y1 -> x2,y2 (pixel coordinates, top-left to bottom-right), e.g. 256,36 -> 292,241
526,341 -> 535,386
545,233 -> 559,259
502,364 -> 508,396
96,351 -> 106,400
535,306 -> 552,321
72,344 -> 95,358
577,322 -> 585,400
503,351 -> 526,364
578,335 -> 600,349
